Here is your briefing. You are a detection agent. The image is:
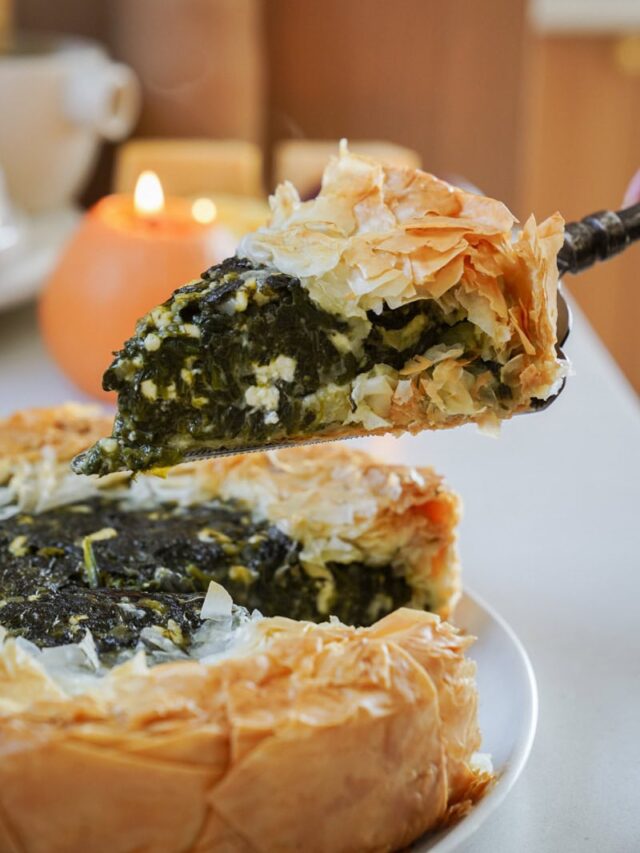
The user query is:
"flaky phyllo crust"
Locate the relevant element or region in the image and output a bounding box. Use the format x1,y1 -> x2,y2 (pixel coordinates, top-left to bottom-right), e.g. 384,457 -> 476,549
0,404 -> 460,619
0,608 -> 491,853
240,142 -> 566,430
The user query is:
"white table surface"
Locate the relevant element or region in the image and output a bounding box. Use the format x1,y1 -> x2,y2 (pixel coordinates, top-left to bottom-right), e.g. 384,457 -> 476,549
0,300 -> 638,852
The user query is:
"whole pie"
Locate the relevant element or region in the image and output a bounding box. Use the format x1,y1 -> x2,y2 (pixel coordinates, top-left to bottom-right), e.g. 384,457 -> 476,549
0,404 -> 489,852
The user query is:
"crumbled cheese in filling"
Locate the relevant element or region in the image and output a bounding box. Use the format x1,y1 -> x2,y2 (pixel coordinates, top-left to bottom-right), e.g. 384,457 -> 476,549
141,380 -> 158,401
144,333 -> 161,352
8,535 -> 28,557
245,385 -> 280,413
149,306 -> 172,329
328,331 -> 355,355
254,356 -> 297,384
220,288 -> 250,315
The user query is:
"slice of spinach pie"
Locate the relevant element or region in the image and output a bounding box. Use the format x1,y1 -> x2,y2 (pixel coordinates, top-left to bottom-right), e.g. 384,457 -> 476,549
75,142 -> 567,476
0,404 -> 460,662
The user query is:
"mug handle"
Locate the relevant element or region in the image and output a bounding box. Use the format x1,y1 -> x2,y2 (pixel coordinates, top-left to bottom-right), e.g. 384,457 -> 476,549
65,62 -> 141,141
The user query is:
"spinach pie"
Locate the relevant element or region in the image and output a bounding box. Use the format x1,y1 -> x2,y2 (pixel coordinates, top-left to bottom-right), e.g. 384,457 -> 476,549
74,143 -> 567,475
0,404 -> 490,852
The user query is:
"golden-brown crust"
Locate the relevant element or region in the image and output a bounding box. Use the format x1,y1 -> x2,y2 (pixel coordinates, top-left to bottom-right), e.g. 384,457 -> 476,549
0,403 -> 112,468
0,405 -> 461,617
0,610 -> 486,853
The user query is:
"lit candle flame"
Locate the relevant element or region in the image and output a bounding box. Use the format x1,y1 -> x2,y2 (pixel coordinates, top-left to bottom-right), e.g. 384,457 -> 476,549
134,171 -> 164,217
192,197 -> 217,225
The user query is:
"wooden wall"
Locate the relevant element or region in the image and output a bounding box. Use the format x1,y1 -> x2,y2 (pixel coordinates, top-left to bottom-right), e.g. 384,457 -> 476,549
521,36 -> 640,392
265,0 -> 529,208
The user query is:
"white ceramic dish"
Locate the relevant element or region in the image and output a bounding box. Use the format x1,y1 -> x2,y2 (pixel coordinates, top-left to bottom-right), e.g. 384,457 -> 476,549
0,207 -> 80,313
413,588 -> 538,851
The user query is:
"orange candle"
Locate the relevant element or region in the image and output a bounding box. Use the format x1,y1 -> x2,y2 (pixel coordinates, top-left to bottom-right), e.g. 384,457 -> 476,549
40,171 -> 236,401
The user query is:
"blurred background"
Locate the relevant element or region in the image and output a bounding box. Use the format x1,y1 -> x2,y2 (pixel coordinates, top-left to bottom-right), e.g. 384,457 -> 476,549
1,0 -> 639,397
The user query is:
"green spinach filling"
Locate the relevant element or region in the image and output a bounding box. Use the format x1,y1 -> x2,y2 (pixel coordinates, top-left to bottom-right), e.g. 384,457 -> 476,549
74,256 -> 508,475
0,497 -> 413,656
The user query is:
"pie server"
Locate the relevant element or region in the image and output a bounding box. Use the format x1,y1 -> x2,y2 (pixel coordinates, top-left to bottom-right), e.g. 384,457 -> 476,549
532,200 -> 640,412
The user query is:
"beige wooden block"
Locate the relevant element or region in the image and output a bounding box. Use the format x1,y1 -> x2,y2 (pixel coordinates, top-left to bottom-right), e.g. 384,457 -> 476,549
114,139 -> 264,197
273,140 -> 422,198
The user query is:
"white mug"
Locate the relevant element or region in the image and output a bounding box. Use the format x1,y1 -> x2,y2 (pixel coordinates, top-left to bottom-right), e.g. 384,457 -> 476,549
0,33 -> 140,213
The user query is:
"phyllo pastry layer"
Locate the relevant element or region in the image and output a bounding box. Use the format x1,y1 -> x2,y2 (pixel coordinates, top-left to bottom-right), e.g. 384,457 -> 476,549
0,405 -> 460,661
0,606 -> 491,853
75,143 -> 566,475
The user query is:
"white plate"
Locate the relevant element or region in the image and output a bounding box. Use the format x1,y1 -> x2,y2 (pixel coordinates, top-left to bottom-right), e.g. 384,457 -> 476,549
0,207 -> 80,313
413,588 -> 538,851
